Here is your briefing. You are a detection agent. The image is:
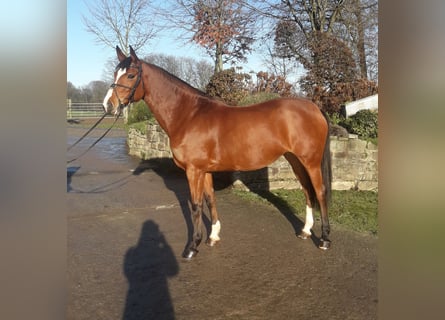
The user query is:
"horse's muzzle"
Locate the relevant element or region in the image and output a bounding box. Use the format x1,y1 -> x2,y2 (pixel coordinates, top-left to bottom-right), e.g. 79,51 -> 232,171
115,104 -> 125,117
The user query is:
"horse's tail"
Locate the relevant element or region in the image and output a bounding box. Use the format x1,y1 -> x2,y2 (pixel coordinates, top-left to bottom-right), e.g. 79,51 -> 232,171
305,110 -> 332,211
320,110 -> 332,205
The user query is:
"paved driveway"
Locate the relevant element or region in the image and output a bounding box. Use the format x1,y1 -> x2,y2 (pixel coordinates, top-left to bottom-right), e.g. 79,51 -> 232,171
67,126 -> 377,320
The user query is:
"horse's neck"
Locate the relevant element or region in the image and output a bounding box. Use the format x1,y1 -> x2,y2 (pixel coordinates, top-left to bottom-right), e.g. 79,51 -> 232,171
142,63 -> 197,137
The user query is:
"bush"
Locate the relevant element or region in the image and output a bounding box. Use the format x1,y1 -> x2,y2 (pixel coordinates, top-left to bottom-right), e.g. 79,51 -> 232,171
127,120 -> 148,135
239,92 -> 280,106
127,100 -> 153,125
254,71 -> 294,97
205,68 -> 251,105
340,109 -> 378,139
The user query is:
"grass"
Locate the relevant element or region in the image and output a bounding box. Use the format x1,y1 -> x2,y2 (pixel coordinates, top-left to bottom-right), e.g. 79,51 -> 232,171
233,188 -> 378,235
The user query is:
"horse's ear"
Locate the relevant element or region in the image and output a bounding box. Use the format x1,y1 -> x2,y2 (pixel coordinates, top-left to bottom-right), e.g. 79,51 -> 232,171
129,45 -> 139,63
116,46 -> 126,62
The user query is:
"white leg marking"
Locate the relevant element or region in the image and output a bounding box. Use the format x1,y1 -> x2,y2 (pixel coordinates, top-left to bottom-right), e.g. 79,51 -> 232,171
302,205 -> 314,235
209,220 -> 221,241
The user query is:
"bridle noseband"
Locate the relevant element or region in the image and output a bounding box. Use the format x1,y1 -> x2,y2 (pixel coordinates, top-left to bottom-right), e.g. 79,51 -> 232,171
110,64 -> 142,111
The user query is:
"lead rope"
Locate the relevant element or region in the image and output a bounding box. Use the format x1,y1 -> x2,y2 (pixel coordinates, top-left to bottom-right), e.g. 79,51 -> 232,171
67,111 -> 121,164
67,112 -> 108,151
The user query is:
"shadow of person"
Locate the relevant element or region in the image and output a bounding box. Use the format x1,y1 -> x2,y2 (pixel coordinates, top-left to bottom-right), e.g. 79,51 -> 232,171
123,220 -> 178,320
67,166 -> 80,192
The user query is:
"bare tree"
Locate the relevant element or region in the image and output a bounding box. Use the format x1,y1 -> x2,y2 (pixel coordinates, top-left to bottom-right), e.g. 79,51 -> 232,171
271,0 -> 347,64
258,0 -> 377,81
263,45 -> 298,80
332,0 -> 378,80
86,81 -> 110,102
144,53 -> 214,90
67,80 -> 110,103
101,57 -> 117,84
67,82 -> 83,102
83,0 -> 158,55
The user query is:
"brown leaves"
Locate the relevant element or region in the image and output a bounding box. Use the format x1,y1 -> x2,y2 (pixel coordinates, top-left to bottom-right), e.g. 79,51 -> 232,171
254,71 -> 293,97
191,0 -> 255,70
299,32 -> 378,114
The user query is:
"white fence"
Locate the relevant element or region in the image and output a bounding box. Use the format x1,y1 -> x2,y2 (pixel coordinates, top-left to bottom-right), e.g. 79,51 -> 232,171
66,100 -> 107,119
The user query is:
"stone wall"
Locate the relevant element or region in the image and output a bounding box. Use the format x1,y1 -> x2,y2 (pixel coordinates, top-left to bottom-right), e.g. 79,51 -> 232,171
127,123 -> 378,191
127,124 -> 171,159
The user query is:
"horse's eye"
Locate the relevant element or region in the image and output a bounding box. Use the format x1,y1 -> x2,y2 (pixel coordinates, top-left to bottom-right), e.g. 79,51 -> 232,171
128,74 -> 135,79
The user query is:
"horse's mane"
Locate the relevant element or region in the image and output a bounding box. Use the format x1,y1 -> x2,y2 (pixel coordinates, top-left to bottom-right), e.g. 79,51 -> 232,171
143,61 -> 212,99
115,57 -> 218,102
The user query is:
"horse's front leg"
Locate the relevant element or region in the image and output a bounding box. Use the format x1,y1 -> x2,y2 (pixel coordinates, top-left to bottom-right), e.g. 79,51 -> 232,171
183,167 -> 205,259
204,173 -> 221,247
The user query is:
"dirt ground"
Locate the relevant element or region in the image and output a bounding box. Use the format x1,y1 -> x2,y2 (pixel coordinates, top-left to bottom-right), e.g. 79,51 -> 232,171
67,124 -> 377,320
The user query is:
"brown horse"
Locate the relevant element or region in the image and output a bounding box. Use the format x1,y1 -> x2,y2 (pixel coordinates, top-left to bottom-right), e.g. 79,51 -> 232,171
103,46 -> 332,259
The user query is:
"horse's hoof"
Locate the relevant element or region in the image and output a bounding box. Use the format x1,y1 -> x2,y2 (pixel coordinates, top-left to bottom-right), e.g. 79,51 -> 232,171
318,239 -> 331,250
182,248 -> 198,259
206,238 -> 220,247
297,230 -> 311,240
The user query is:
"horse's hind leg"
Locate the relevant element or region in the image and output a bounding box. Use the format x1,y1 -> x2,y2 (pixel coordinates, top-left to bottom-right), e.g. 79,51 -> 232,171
203,173 -> 221,246
284,153 -> 316,239
306,166 -> 331,250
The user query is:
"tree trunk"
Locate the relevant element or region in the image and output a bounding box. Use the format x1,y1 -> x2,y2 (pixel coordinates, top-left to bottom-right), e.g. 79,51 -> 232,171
214,42 -> 224,74
355,0 -> 368,79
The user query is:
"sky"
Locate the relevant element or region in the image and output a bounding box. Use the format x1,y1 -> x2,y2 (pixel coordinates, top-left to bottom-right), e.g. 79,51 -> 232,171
67,0 -> 266,88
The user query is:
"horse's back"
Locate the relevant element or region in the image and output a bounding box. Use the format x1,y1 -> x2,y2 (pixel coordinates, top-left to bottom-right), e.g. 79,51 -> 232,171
211,97 -> 328,144
170,97 -> 328,171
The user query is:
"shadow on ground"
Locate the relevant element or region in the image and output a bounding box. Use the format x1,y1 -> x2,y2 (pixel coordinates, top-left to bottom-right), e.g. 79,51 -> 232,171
131,158 -> 318,250
123,220 -> 178,320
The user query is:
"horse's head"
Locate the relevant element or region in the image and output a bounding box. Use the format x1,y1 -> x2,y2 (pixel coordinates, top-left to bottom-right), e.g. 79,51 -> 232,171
103,45 -> 144,116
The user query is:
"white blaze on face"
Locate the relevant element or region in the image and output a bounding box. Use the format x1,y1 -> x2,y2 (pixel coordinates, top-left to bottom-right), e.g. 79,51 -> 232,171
102,89 -> 113,112
102,68 -> 127,113
115,68 -> 127,82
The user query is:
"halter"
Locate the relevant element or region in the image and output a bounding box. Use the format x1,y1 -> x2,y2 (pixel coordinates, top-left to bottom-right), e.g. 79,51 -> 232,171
110,63 -> 142,111
67,63 -> 142,163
